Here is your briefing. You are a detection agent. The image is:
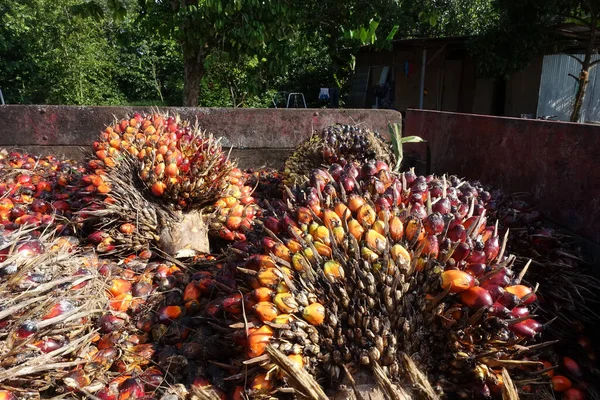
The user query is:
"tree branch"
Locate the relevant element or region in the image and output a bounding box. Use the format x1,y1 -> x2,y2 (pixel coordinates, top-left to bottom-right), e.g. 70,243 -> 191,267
565,53 -> 584,64
590,58 -> 600,67
568,73 -> 579,80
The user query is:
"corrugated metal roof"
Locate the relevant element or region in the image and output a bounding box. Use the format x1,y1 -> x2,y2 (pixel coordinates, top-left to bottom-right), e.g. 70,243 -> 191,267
536,54 -> 600,123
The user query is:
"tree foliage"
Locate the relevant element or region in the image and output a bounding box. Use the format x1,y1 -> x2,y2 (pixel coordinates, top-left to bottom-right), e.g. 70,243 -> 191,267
0,0 -> 126,105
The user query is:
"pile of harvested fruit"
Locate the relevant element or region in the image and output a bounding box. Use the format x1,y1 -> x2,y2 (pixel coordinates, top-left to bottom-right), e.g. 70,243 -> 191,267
0,112 -> 598,400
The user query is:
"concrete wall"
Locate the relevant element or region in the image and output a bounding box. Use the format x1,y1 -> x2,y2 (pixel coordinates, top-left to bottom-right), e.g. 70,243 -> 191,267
404,109 -> 600,246
0,106 -> 401,168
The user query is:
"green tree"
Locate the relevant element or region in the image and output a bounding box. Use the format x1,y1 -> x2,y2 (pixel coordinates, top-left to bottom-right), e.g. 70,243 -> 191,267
0,0 -> 125,105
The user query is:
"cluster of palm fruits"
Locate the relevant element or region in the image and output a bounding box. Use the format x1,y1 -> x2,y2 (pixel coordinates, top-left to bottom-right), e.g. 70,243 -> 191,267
0,151 -> 83,235
0,229 -> 106,398
283,124 -> 393,185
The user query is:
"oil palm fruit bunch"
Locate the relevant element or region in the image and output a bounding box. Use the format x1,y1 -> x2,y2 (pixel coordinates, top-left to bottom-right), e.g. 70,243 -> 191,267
0,150 -> 83,235
0,228 -> 105,398
76,111 -> 235,256
197,160 -> 549,399
283,124 -> 393,186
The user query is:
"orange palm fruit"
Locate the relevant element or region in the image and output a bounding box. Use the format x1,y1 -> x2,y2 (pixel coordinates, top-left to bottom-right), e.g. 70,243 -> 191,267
109,293 -> 132,312
323,209 -> 342,229
313,241 -> 332,258
108,278 -> 132,297
119,223 -> 136,234
334,202 -> 350,220
347,195 -> 365,212
296,207 -> 313,224
254,302 -> 279,322
373,219 -> 386,236
505,285 -> 537,305
303,302 -> 326,325
257,268 -> 281,287
440,270 -> 475,293
365,229 -> 387,254
250,373 -> 272,392
324,260 -> 345,282
390,244 -> 411,264
274,293 -> 299,313
356,204 -> 376,226
183,281 -> 201,303
348,219 -> 365,240
253,287 -> 274,302
247,325 -> 274,358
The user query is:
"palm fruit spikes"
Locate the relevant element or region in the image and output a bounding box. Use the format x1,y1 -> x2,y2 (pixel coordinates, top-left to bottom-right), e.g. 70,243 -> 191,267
283,124 -> 394,186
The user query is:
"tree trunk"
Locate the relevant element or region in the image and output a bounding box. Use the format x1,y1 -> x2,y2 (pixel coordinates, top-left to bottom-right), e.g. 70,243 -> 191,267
570,14 -> 597,123
183,47 -> 206,107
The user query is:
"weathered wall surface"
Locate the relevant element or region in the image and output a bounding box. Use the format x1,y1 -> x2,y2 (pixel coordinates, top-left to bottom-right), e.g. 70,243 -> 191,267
404,108 -> 600,245
0,106 -> 400,168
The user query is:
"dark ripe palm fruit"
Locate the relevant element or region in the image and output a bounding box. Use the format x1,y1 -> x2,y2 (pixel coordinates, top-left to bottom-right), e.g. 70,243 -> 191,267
283,124 -> 393,185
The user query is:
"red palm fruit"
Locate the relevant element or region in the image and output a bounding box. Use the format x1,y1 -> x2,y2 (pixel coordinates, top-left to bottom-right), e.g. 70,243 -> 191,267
447,224 -> 467,242
551,376 -> 572,392
441,270 -> 475,293
31,199 -> 50,213
424,212 -> 445,235
465,250 -> 486,264
34,337 -> 64,353
510,319 -> 542,337
109,293 -> 132,312
119,377 -> 145,399
141,367 -> 164,390
247,325 -> 274,358
222,293 -> 243,314
505,285 -> 537,305
460,287 -> 493,309
231,386 -> 245,400
108,278 -> 132,297
496,290 -> 520,309
451,242 -> 471,262
485,267 -> 511,287
422,234 -> 439,257
96,385 -> 119,400
183,281 -> 201,303
432,197 -> 451,214
484,235 -> 500,261
563,388 -> 586,400
98,315 -> 125,334
42,300 -> 75,320
465,263 -> 486,278
510,306 -> 529,318
563,357 -> 583,378
254,302 -> 279,322
15,320 -> 38,339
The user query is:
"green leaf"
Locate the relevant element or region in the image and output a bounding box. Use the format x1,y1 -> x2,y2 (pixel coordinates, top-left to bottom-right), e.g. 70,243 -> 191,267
385,25 -> 399,42
400,136 -> 425,144
359,27 -> 368,43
